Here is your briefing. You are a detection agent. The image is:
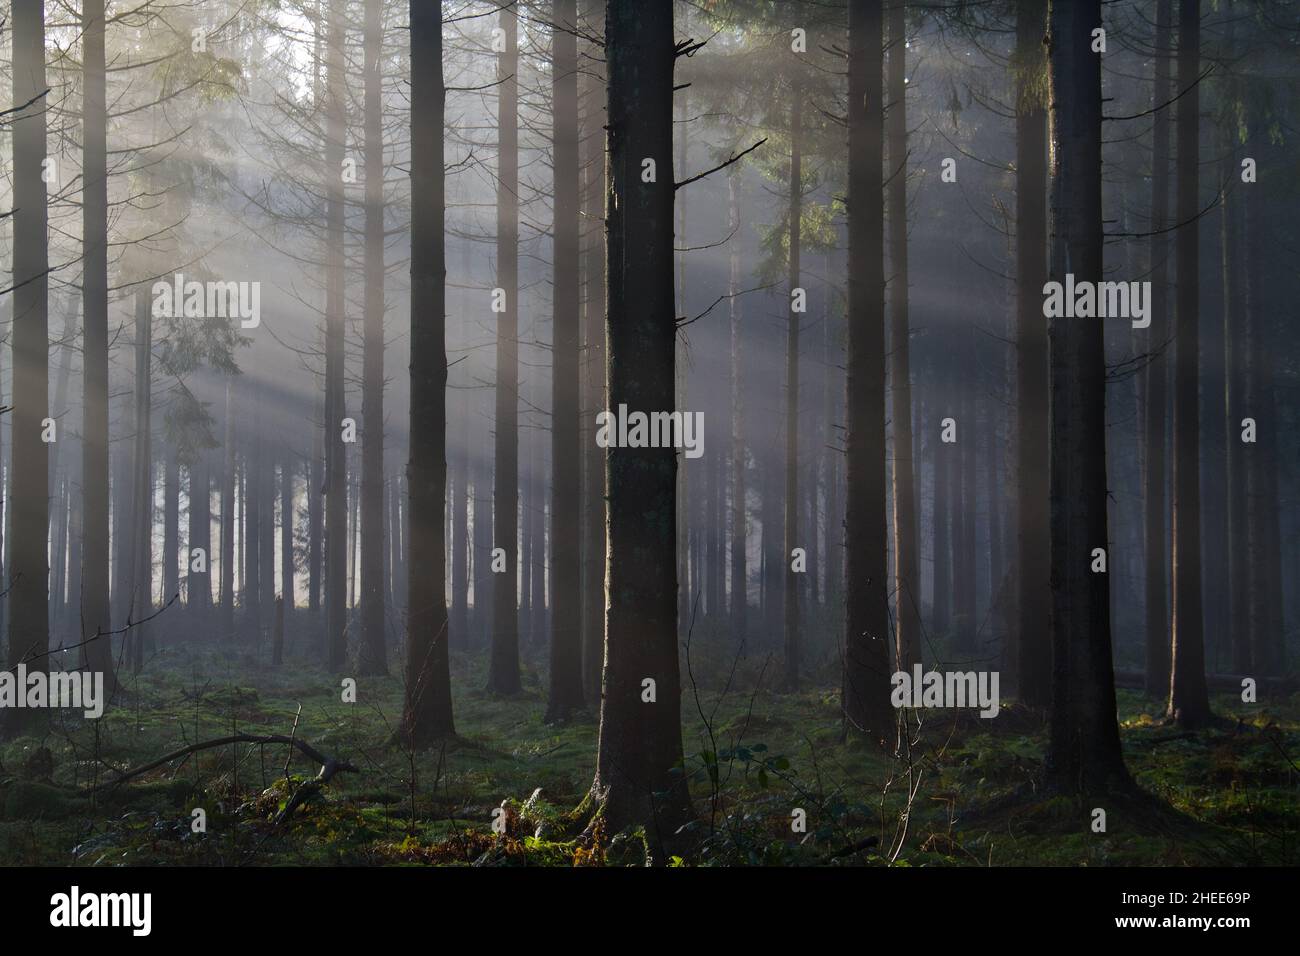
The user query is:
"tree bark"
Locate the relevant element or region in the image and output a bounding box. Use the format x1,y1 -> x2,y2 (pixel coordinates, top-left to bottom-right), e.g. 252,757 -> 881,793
888,0 -> 920,673
77,0 -> 117,699
1166,0 -> 1212,728
547,0 -> 586,721
590,0 -> 692,848
1043,0 -> 1130,792
401,0 -> 455,745
1015,0 -> 1050,707
782,77 -> 802,690
842,0 -> 893,743
1143,0 -> 1172,698
359,0 -> 388,676
487,4 -> 522,695
324,0 -> 348,673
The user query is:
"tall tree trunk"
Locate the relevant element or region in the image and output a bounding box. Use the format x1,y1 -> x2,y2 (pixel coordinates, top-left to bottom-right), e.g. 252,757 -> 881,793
1043,0 -> 1129,792
1217,9 -> 1248,674
842,0 -> 893,743
487,4 -> 522,695
547,0 -> 585,720
1144,0 -> 1172,698
244,413 -> 262,633
78,0 -> 116,698
324,0 -> 348,672
728,171 -> 748,642
9,0 -> 50,696
1015,0 -> 1050,707
782,77 -> 802,690
281,455 -> 294,634
129,293 -> 152,672
1166,0 -> 1212,728
954,356 -> 978,654
591,0 -> 692,847
451,393 -> 469,648
359,0 -> 388,676
888,0 -> 920,672
1242,78 -> 1283,676
188,451 -> 212,629
221,379 -> 236,639
580,0 -> 607,703
401,0 -> 455,744
932,348 -> 952,638
308,407 -> 323,621
164,444 -> 179,604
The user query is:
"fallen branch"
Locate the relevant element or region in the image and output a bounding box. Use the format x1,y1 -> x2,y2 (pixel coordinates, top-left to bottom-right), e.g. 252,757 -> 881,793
83,733 -> 359,805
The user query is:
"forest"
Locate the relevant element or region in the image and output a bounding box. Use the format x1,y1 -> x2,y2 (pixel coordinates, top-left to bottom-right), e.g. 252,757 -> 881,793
0,0 -> 1296,876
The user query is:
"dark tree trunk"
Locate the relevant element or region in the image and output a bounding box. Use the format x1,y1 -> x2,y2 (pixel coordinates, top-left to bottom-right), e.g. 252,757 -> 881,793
1042,0 -> 1130,793
281,454 -> 295,637
78,0 -> 116,698
188,453 -> 212,627
590,0 -> 692,848
728,172 -> 748,641
782,77 -> 802,690
1242,80 -> 1284,676
546,0 -> 586,721
1166,0 -> 1212,728
888,0 -> 920,672
308,412 -> 323,620
358,0 -> 388,676
1144,0 -> 1172,698
221,380 -> 236,639
401,0 -> 455,745
129,293 -> 152,673
842,0 -> 893,743
487,5 -> 522,695
324,0 -> 348,673
244,418 -> 262,633
1015,0 -> 1051,707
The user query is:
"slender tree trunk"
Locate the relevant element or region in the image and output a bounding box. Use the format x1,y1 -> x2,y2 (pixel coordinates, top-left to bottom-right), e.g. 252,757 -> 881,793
221,380 -> 236,639
580,0 -> 607,703
9,0 -> 50,692
164,445 -> 179,604
1218,10 -> 1248,674
451,393 -> 469,648
281,455 -> 295,629
77,0 -> 116,698
591,0 -> 692,848
1167,0 -> 1212,728
129,293 -> 152,672
933,348 -> 952,637
359,0 -> 388,675
1015,0 -> 1051,707
888,0 -> 920,672
842,0 -> 893,743
1043,0 -> 1130,792
487,4 -> 522,695
728,172 -> 748,642
324,0 -> 348,672
782,78 -> 802,690
244,414 -> 262,633
1242,79 -> 1283,676
401,0 -> 455,744
547,0 -> 585,720
1144,0 -> 1172,698
308,410 -> 322,622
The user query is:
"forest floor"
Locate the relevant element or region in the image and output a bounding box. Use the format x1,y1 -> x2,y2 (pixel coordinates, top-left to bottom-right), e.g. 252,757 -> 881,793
0,639 -> 1295,866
